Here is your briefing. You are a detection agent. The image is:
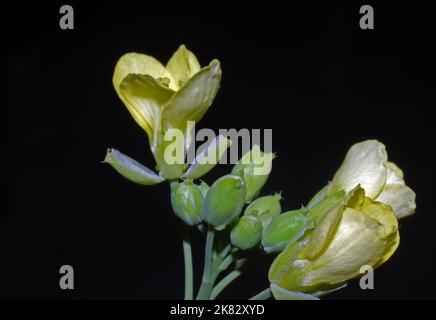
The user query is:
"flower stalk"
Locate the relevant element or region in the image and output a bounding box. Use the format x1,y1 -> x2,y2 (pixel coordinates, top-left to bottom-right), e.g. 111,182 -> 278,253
181,224 -> 193,300
250,288 -> 272,300
196,226 -> 215,300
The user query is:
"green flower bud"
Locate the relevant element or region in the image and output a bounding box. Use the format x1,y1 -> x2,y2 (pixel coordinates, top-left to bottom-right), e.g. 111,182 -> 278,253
171,180 -> 203,225
306,185 -> 329,210
257,210 -> 279,233
231,145 -> 275,203
104,148 -> 164,185
244,194 -> 282,217
262,208 -> 310,253
230,215 -> 262,250
201,175 -> 246,230
183,135 -> 232,180
197,181 -> 210,197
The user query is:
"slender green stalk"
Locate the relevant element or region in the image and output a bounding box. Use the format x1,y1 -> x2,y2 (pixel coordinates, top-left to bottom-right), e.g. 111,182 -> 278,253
196,226 -> 215,300
181,224 -> 193,300
211,269 -> 242,299
218,254 -> 234,272
249,287 -> 272,300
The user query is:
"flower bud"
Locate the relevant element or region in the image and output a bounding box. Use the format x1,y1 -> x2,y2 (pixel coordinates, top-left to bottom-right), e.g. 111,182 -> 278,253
201,175 -> 246,230
230,215 -> 262,250
183,135 -> 232,180
104,148 -> 164,185
171,180 -> 203,225
306,185 -> 329,210
262,208 -> 310,253
197,181 -> 210,197
244,194 -> 282,217
231,145 -> 275,203
257,210 -> 278,233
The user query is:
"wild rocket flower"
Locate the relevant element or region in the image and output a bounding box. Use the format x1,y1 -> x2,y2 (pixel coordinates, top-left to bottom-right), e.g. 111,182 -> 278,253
328,140 -> 416,219
105,45 -> 224,182
263,140 -> 416,299
268,186 -> 399,299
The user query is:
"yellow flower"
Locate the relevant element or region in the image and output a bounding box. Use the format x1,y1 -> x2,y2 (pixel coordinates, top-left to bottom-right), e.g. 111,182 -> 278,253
329,140 -> 416,219
269,186 -> 399,297
112,45 -> 222,179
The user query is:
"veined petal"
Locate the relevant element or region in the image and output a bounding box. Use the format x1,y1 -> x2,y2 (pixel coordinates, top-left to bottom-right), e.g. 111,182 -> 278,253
385,161 -> 405,185
376,184 -> 416,219
359,197 -> 400,265
330,140 -> 388,198
268,240 -> 307,287
301,201 -> 343,260
113,52 -> 177,91
112,53 -> 176,138
360,197 -> 398,238
162,59 -> 222,132
119,74 -> 175,142
296,208 -> 391,289
303,186 -> 366,260
166,45 -> 201,89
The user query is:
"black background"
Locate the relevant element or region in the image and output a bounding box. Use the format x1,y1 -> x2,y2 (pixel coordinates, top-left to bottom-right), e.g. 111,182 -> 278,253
1,1 -> 435,300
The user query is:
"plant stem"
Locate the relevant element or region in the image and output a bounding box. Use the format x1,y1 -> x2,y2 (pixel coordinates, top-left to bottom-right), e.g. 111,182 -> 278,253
196,226 -> 215,300
249,287 -> 272,300
211,269 -> 242,299
182,224 -> 193,300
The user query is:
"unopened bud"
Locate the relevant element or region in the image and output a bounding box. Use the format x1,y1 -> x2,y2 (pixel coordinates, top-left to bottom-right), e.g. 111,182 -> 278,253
231,215 -> 262,250
201,175 -> 246,230
171,180 -> 203,225
262,208 -> 310,253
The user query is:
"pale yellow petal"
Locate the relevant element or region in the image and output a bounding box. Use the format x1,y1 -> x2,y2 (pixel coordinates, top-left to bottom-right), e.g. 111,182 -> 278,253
297,208 -> 391,288
301,201 -> 343,260
113,53 -> 176,137
166,45 -> 201,89
359,197 -> 400,265
303,186 -> 365,259
360,197 -> 398,237
113,52 -> 176,90
119,74 -> 174,142
376,184 -> 416,219
162,60 -> 221,132
268,240 -> 307,289
330,140 -> 388,198
385,161 -> 405,185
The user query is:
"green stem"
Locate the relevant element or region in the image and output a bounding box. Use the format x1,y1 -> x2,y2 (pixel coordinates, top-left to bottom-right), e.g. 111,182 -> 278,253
249,287 -> 272,300
196,226 -> 215,300
211,269 -> 242,299
181,224 -> 193,300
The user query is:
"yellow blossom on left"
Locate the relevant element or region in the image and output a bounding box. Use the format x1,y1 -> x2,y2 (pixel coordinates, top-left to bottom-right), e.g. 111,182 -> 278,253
112,45 -> 222,179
